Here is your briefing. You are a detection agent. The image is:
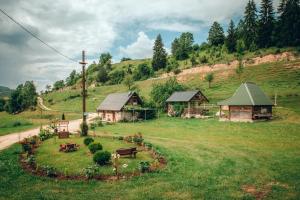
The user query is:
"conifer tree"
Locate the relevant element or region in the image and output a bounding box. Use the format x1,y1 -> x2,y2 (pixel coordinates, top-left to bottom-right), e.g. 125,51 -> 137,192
243,0 -> 258,49
152,34 -> 167,71
277,0 -> 300,46
225,20 -> 237,53
258,0 -> 275,48
208,22 -> 225,46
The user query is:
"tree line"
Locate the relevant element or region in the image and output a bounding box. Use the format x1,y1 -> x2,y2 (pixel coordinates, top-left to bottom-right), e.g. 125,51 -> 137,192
48,0 -> 299,91
0,81 -> 37,114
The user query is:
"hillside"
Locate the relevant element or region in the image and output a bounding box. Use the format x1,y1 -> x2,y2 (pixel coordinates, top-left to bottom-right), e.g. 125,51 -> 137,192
43,52 -> 300,115
0,86 -> 13,98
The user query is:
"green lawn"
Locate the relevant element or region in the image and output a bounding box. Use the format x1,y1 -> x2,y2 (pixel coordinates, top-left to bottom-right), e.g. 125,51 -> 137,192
35,136 -> 153,175
1,105 -> 299,199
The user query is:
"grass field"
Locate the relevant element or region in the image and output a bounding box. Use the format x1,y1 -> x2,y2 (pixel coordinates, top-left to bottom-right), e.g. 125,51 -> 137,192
36,136 -> 153,175
0,111 -> 80,136
0,104 -> 299,199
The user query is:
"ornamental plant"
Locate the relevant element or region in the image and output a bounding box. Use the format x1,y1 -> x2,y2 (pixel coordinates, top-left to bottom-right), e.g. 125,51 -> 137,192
88,142 -> 103,154
93,151 -> 111,166
83,137 -> 94,146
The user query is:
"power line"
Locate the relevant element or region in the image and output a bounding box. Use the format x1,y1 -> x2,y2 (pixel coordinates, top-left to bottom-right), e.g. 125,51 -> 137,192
0,8 -> 77,63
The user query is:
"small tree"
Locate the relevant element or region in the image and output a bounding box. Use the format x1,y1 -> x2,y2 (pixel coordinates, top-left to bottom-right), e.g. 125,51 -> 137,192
152,34 -> 167,71
62,113 -> 65,120
123,75 -> 134,90
97,66 -> 109,83
190,54 -> 198,67
205,73 -> 214,88
235,59 -> 244,81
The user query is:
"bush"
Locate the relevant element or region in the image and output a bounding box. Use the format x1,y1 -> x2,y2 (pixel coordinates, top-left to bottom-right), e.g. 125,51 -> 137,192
43,165 -> 57,177
88,142 -> 103,154
84,137 -> 94,146
139,161 -> 150,173
26,155 -> 36,167
39,128 -> 53,141
118,136 -> 124,140
93,151 -> 111,166
82,165 -> 100,179
80,122 -> 89,136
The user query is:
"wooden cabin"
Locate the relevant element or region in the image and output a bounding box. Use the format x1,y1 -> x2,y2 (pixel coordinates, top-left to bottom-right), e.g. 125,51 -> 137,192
217,82 -> 273,122
96,92 -> 143,122
166,90 -> 209,118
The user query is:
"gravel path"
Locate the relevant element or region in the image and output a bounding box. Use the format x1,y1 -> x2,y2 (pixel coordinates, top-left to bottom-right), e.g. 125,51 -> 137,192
0,113 -> 97,151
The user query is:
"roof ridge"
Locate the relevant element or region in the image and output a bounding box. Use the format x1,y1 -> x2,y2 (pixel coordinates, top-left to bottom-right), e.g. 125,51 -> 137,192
244,83 -> 255,105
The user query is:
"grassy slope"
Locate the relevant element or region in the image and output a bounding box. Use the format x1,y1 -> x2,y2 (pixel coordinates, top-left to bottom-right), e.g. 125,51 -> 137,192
43,58 -> 300,114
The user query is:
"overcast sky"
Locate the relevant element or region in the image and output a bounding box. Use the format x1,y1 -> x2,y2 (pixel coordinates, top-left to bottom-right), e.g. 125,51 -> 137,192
0,0 -> 280,91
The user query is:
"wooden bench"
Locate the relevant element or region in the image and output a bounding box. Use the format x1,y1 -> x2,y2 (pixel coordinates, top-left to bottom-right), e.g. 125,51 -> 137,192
116,147 -> 137,158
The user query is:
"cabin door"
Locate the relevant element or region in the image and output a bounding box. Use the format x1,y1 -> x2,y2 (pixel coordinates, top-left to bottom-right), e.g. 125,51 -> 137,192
112,112 -> 116,122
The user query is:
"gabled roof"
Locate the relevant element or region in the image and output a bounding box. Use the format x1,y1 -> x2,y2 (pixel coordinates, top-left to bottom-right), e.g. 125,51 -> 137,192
217,82 -> 273,106
97,91 -> 141,111
166,90 -> 208,102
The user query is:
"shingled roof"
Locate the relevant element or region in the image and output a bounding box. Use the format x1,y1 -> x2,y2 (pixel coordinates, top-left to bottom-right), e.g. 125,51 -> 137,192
97,92 -> 141,111
166,90 -> 208,102
217,82 -> 273,106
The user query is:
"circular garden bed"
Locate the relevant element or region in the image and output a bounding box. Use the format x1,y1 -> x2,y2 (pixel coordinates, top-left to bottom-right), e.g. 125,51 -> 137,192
19,130 -> 166,181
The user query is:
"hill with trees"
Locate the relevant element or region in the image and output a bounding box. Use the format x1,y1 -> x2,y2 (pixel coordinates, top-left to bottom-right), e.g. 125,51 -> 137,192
0,86 -> 13,98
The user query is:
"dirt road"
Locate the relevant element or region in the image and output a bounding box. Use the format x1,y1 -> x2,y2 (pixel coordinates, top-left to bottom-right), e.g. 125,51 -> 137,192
0,113 -> 97,151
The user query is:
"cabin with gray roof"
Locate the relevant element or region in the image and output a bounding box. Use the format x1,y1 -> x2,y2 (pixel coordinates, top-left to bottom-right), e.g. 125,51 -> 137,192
166,90 -> 209,118
96,91 -> 143,122
217,82 -> 273,122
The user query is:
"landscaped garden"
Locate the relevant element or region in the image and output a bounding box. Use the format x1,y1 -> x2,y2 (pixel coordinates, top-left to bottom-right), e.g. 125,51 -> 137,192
18,129 -> 166,181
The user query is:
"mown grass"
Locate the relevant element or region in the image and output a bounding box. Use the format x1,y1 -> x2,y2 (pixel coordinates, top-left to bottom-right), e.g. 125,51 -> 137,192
0,105 -> 299,199
36,136 -> 153,175
0,111 -> 81,136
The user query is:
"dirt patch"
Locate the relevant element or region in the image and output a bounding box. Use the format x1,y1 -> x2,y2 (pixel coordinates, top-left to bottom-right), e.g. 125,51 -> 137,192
160,52 -> 296,81
242,181 -> 289,200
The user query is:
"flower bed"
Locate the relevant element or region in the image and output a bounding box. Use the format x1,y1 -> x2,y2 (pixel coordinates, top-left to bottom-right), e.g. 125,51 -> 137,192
19,130 -> 166,181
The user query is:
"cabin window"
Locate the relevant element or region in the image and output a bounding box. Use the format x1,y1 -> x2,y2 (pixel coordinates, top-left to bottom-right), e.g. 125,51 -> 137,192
261,108 -> 267,114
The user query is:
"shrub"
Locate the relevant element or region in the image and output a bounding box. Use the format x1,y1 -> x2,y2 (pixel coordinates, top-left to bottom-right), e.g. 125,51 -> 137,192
21,142 -> 32,154
26,155 -> 36,167
43,165 -> 57,177
84,137 -> 94,146
80,122 -> 89,136
139,161 -> 150,173
93,151 -> 111,166
39,128 -> 53,141
118,136 -> 124,140
88,142 -> 103,154
82,165 -> 100,179
12,121 -> 22,127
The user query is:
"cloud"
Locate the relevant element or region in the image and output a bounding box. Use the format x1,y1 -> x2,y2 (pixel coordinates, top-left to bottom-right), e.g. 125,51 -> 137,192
119,32 -> 154,59
0,0 -> 281,91
147,22 -> 200,32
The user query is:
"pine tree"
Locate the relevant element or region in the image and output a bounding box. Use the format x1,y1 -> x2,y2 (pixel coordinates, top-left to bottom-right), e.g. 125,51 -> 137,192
152,34 -> 167,71
243,0 -> 258,49
258,0 -> 275,48
277,0 -> 300,46
208,22 -> 225,46
171,33 -> 194,60
225,20 -> 237,53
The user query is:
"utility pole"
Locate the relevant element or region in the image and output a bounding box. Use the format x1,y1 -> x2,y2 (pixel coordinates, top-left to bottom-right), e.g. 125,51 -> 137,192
79,50 -> 87,123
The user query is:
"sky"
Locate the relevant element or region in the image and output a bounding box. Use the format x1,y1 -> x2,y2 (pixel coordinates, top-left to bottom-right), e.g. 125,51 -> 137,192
0,0 -> 280,91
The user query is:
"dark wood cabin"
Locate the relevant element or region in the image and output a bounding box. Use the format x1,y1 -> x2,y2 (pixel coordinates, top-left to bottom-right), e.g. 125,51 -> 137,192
217,82 -> 273,122
96,92 -> 143,122
166,90 -> 209,118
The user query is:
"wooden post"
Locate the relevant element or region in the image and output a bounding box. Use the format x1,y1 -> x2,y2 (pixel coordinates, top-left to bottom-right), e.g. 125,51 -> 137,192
188,102 -> 191,118
79,50 -> 87,123
228,106 -> 231,120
